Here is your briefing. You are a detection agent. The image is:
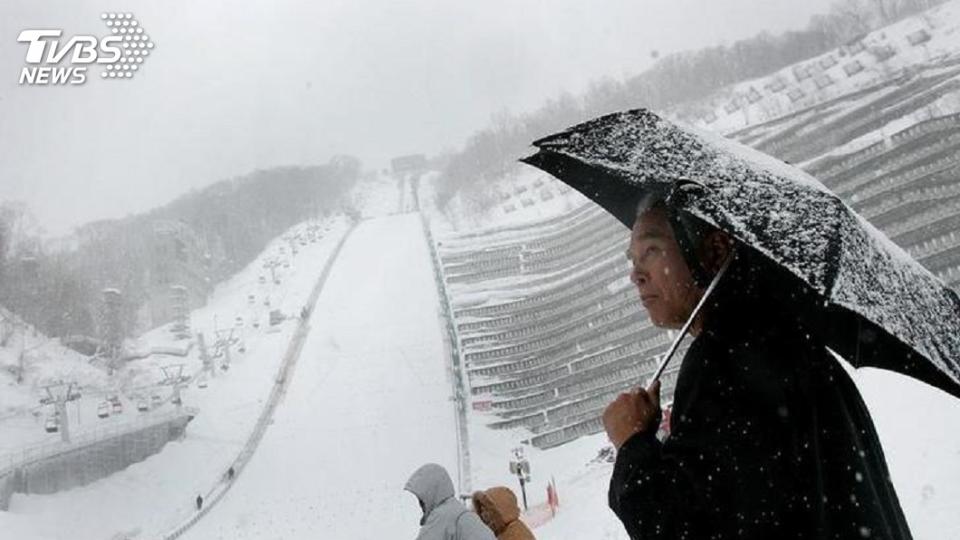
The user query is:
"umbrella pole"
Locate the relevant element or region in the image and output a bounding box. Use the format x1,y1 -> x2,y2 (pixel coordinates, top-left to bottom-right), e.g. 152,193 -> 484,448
645,251 -> 734,390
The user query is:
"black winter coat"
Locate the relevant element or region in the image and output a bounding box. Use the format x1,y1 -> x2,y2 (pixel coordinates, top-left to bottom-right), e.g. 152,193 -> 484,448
608,254 -> 912,540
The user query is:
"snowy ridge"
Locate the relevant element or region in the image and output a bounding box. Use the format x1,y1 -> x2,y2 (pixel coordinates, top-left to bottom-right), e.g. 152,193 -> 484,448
679,0 -> 960,133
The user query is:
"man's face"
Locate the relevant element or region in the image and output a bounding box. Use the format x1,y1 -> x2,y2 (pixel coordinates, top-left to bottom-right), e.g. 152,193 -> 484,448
627,207 -> 703,328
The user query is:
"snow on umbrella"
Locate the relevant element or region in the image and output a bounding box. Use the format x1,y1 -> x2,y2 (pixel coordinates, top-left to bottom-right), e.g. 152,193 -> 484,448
521,108 -> 960,398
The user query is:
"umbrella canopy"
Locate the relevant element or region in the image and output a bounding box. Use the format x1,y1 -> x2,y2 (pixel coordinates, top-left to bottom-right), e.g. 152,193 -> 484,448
521,108 -> 960,399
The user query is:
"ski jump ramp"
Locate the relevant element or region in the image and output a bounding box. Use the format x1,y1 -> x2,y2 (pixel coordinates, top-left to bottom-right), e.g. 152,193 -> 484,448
183,213 -> 460,539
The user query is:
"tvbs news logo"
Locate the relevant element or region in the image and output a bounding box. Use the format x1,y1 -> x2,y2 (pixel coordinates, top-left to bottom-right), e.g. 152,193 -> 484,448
17,12 -> 155,85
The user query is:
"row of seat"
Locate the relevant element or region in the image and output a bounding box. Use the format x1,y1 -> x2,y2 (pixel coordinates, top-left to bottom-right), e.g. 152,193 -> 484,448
830,131 -> 960,198
456,270 -> 629,335
439,205 -> 606,265
442,217 -> 625,284
756,68 -> 960,164
492,366 -> 682,434
461,287 -> 636,359
492,344 -> 678,419
885,199 -> 960,241
445,233 -> 622,287
908,230 -> 960,260
437,71 -> 960,447
465,298 -> 645,366
852,152 -> 960,210
468,310 -> 649,392
484,334 -> 660,411
471,323 -> 668,397
453,253 -> 627,321
861,180 -> 960,222
438,201 -> 599,247
915,241 -> 960,274
439,206 -> 679,442
812,113 -> 960,181
525,368 -> 684,448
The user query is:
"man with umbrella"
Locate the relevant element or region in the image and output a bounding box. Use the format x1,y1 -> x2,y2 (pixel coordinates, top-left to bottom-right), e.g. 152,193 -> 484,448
522,109 -> 960,539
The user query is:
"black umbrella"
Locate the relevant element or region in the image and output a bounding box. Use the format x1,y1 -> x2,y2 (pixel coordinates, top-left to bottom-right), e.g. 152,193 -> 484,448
521,108 -> 960,399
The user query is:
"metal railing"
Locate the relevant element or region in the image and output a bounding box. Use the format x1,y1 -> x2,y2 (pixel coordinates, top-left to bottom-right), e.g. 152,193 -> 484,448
420,212 -> 473,496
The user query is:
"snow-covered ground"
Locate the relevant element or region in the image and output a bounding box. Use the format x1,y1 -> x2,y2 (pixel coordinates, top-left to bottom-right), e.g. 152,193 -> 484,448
182,213 -> 459,540
465,354 -> 960,540
0,217 -> 351,539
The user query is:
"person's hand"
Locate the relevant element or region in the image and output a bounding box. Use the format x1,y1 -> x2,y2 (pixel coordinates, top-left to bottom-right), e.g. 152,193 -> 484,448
602,380 -> 662,450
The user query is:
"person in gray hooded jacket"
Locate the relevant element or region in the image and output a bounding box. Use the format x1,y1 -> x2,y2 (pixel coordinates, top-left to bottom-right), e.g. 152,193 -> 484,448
405,463 -> 495,540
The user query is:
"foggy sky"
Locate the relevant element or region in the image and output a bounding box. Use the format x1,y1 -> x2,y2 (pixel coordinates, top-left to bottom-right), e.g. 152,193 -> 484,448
0,0 -> 834,235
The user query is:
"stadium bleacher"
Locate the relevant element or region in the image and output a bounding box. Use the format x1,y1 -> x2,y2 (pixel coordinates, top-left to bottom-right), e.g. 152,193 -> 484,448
433,54 -> 960,450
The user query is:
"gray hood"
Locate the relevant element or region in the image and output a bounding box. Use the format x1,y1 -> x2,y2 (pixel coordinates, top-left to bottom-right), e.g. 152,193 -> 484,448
405,463 -> 455,522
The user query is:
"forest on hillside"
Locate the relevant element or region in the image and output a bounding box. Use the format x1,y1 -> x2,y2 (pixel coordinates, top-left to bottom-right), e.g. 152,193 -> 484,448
0,156 -> 360,347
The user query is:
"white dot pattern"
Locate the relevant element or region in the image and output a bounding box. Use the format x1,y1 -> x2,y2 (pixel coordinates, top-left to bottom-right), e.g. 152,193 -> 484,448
100,13 -> 154,80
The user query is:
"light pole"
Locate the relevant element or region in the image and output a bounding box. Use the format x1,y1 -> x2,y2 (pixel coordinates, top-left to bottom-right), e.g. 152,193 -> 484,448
509,446 -> 531,511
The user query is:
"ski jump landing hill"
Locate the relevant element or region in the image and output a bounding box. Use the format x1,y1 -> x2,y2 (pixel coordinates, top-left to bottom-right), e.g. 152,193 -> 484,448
178,212 -> 464,540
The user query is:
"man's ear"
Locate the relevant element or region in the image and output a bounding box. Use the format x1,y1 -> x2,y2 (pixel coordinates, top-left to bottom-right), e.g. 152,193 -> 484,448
702,231 -> 733,273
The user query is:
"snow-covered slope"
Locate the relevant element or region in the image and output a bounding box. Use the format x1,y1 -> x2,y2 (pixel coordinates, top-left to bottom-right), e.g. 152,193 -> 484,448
0,216 -> 351,539
183,213 -> 458,540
